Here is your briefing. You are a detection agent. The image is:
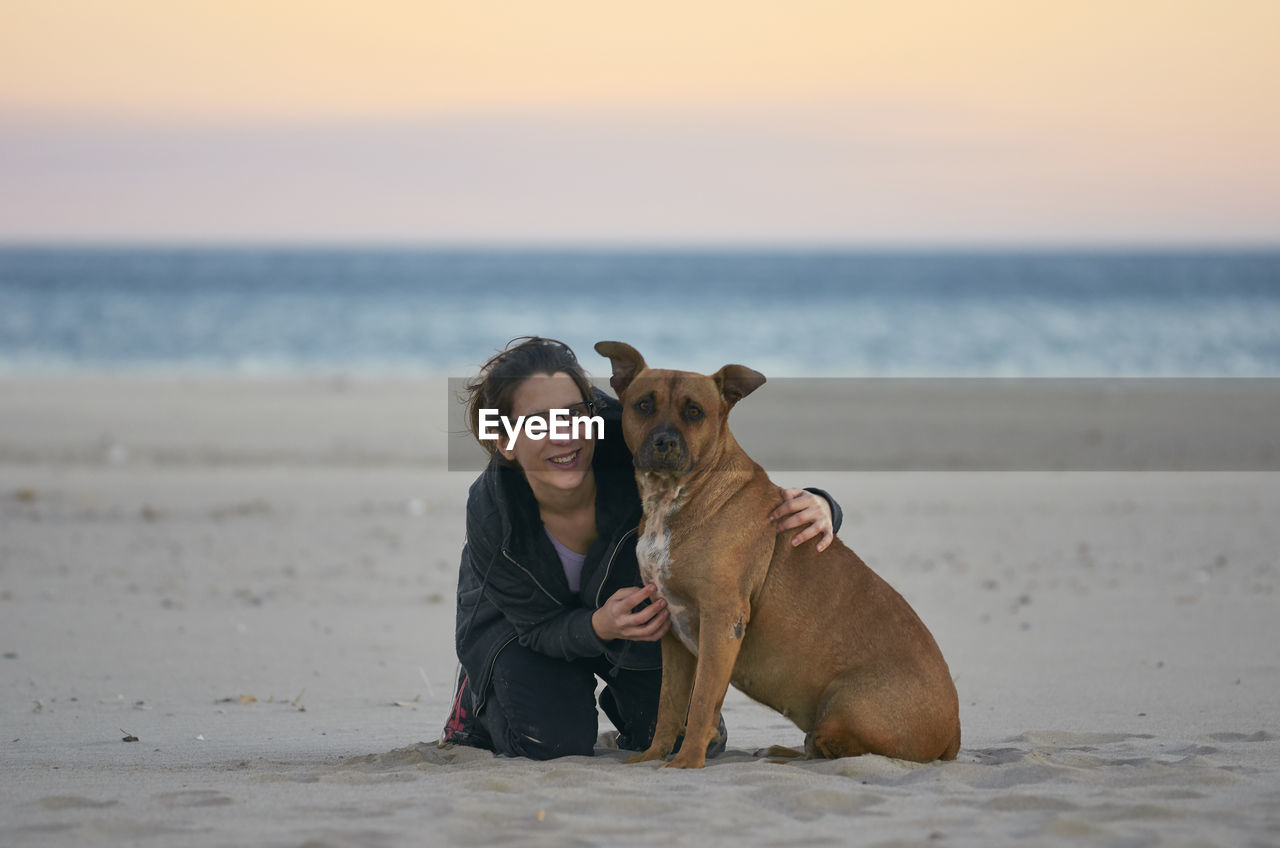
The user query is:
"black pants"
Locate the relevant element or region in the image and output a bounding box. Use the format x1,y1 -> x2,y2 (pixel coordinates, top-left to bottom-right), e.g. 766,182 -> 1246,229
477,642 -> 661,760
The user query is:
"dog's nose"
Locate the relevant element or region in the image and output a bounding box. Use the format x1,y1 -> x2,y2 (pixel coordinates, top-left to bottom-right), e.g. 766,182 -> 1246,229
653,431 -> 677,451
639,426 -> 689,474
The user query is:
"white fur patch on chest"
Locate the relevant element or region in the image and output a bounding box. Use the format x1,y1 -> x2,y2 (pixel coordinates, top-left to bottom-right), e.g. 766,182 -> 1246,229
636,476 -> 698,654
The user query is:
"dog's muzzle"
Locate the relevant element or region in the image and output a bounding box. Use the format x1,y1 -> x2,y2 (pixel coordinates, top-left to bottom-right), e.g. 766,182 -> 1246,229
634,426 -> 693,475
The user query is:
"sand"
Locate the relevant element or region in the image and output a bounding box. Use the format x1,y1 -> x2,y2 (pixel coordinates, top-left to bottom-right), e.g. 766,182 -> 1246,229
2,376 -> 1278,846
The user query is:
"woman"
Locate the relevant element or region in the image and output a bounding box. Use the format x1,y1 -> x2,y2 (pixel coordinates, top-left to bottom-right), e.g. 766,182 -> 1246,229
443,337 -> 842,760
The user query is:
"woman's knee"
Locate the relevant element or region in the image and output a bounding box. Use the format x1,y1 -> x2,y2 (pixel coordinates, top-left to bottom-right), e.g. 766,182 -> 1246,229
497,720 -> 596,760
480,647 -> 600,759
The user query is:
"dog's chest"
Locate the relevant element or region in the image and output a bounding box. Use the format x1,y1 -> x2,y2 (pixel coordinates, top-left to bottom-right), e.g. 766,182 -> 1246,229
636,479 -> 698,654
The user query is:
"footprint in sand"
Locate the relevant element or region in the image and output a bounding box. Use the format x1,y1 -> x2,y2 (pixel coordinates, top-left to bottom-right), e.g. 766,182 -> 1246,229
154,790 -> 234,808
35,796 -> 119,811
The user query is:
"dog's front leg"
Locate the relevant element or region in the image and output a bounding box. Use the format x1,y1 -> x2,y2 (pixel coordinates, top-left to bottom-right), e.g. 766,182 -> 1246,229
626,632 -> 696,763
664,606 -> 747,769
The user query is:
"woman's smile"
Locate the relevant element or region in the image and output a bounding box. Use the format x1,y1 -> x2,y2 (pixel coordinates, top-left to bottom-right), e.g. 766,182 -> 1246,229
547,448 -> 582,469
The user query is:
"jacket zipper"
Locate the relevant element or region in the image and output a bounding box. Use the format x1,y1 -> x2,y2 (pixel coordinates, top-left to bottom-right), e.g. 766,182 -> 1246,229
595,526 -> 638,607
474,633 -> 518,714
501,548 -> 562,604
592,524 -> 657,671
469,548 -> 559,715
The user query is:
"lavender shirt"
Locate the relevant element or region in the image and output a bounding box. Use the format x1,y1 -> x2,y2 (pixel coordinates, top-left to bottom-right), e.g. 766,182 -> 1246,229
544,526 -> 587,593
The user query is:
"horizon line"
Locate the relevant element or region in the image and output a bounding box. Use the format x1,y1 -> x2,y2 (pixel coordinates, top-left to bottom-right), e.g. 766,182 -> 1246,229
3,239 -> 1279,255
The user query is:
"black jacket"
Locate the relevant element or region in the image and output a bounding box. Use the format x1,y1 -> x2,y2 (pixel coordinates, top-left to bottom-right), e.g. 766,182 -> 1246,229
453,394 -> 843,713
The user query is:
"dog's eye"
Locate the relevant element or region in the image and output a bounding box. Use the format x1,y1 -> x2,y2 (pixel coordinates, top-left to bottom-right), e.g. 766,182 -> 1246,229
635,397 -> 654,415
685,404 -> 703,421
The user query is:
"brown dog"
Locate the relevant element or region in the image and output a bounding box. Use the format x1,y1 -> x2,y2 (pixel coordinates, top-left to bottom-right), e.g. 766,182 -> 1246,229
595,341 -> 961,768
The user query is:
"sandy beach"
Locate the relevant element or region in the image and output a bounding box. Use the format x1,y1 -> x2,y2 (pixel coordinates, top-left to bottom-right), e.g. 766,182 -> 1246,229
2,376 -> 1278,846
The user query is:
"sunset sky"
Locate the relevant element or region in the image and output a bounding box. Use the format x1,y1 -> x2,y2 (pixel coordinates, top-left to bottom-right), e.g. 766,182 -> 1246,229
2,0 -> 1278,244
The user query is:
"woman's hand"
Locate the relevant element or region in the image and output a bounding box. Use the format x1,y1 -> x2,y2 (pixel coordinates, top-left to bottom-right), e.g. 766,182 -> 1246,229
769,488 -> 835,552
592,584 -> 670,642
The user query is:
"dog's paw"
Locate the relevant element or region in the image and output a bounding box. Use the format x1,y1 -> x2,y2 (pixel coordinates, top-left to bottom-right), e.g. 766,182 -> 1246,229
625,748 -> 668,764
660,752 -> 706,769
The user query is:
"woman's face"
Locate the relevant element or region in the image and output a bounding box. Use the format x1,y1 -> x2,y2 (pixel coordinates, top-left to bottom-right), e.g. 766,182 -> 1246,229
500,371 -> 596,496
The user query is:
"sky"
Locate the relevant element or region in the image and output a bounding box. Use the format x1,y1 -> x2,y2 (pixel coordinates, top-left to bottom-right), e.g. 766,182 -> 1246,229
2,0 -> 1278,245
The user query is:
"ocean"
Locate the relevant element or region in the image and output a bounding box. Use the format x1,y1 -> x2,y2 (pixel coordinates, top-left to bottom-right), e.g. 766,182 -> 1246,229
1,247 -> 1278,377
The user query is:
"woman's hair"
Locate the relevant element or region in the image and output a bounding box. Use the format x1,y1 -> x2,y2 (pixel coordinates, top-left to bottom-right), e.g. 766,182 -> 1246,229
463,337 -> 594,459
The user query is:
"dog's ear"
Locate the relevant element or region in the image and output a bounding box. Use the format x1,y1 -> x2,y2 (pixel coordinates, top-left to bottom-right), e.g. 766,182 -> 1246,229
594,341 -> 648,398
712,364 -> 766,408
